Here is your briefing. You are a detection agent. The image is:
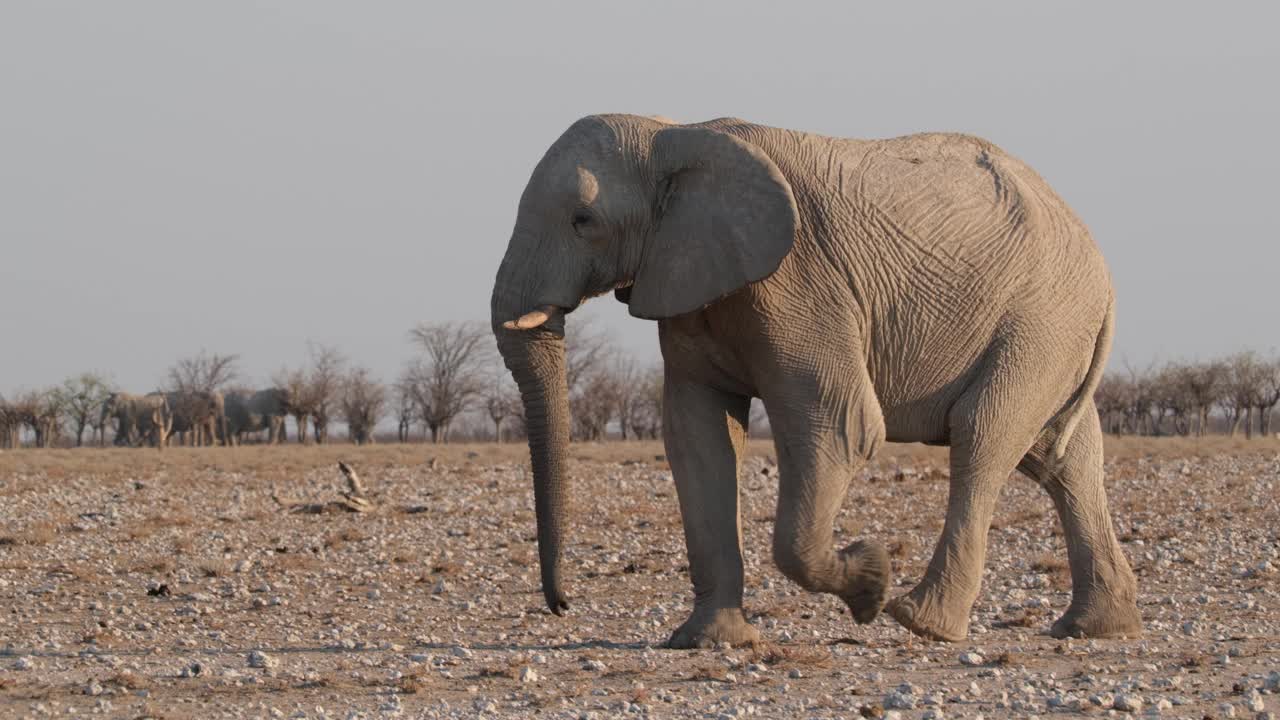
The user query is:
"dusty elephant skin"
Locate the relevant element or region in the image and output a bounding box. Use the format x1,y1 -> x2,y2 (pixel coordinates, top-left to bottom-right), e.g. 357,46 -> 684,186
99,392 -> 171,449
491,115 -> 1141,647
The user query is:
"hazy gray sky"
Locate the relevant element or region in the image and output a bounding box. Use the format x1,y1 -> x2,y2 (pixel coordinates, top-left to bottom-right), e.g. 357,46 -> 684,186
2,2 -> 1277,393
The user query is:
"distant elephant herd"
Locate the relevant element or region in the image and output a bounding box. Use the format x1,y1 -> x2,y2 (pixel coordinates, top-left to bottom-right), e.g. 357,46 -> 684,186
102,388 -> 290,448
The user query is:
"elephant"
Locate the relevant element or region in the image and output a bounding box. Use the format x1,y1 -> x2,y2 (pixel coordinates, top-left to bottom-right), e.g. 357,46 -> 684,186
490,114 -> 1141,648
164,390 -> 227,447
100,392 -> 170,448
223,388 -> 288,445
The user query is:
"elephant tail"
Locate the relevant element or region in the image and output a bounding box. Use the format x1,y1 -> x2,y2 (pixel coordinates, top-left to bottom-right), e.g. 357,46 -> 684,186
1052,300 -> 1114,462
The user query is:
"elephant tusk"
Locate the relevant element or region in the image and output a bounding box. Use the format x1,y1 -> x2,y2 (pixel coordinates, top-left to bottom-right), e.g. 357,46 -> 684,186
503,305 -> 557,330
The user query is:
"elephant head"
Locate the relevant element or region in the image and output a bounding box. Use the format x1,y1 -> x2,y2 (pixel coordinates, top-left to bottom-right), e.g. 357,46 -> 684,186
491,115 -> 799,615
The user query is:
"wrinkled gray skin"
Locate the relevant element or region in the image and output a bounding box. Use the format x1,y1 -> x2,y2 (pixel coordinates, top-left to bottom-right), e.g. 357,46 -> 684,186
491,115 -> 1141,647
224,389 -> 288,445
100,392 -> 170,449
164,391 -> 227,447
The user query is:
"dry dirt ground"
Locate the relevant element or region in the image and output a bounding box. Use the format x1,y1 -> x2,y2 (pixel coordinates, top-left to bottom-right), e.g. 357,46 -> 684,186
1,439 -> 1277,719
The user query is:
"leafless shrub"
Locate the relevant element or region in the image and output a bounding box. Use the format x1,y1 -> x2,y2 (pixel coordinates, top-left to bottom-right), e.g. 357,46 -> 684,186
339,367 -> 386,445
273,343 -> 345,444
402,322 -> 490,443
1096,352 -> 1279,439
5,389 -> 65,448
483,375 -> 521,443
570,367 -> 621,441
168,350 -> 239,394
56,373 -> 112,447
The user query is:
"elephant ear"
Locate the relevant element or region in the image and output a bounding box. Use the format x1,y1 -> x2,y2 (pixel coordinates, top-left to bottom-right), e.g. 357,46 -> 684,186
628,126 -> 799,320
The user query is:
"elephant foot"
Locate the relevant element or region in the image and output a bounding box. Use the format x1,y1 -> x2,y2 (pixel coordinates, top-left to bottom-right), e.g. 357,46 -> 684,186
1050,595 -> 1142,639
666,608 -> 760,649
886,584 -> 970,642
835,540 -> 891,624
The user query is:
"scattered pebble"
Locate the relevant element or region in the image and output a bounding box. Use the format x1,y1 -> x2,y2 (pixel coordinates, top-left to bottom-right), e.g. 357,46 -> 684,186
247,650 -> 276,669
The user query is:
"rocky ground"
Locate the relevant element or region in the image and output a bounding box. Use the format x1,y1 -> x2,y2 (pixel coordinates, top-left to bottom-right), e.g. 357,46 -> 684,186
0,440 -> 1277,719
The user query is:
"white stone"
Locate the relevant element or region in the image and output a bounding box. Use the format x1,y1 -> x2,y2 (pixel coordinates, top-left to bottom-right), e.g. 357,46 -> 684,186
1113,694 -> 1143,713
959,651 -> 984,666
885,691 -> 917,710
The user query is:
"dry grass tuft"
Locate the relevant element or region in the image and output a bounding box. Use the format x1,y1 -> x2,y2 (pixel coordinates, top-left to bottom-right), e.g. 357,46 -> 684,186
992,611 -> 1040,629
0,521 -> 59,546
747,644 -> 834,670
430,561 -> 463,576
323,528 -> 368,550
397,671 -> 429,694
629,686 -> 652,704
198,560 -> 232,578
104,671 -> 149,690
131,556 -> 176,574
688,665 -> 730,683
992,651 -> 1022,666
1030,553 -> 1071,589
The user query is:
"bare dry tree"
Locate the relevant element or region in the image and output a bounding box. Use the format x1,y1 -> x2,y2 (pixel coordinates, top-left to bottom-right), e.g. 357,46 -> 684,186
168,350 -> 239,394
615,364 -> 663,440
1257,355 -> 1280,437
339,367 -> 386,445
404,321 -> 490,443
270,344 -> 346,445
1222,351 -> 1266,437
1178,360 -> 1225,437
1151,364 -> 1189,436
564,317 -> 611,397
0,394 -> 20,448
164,351 -> 238,446
273,367 -> 313,444
57,372 -> 111,447
611,358 -> 640,440
483,374 -> 521,443
570,368 -> 621,441
305,343 -> 345,444
9,389 -> 63,448
392,376 -> 415,443
1094,373 -> 1130,435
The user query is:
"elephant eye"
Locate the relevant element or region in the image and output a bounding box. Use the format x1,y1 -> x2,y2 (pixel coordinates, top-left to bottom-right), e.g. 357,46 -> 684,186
571,209 -> 593,234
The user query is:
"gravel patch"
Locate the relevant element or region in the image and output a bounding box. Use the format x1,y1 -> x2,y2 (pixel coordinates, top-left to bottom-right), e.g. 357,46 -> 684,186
0,443 -> 1277,718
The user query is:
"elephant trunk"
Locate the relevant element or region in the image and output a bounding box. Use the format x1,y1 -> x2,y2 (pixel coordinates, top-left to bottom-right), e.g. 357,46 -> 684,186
492,265 -> 572,616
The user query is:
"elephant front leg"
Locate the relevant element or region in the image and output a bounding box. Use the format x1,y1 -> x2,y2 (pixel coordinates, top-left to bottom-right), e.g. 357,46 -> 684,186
768,370 -> 891,627
663,374 -> 760,649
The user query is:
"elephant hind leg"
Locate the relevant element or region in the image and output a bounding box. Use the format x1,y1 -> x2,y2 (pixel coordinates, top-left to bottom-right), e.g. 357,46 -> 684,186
888,343 -> 1071,642
1018,409 -> 1141,639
